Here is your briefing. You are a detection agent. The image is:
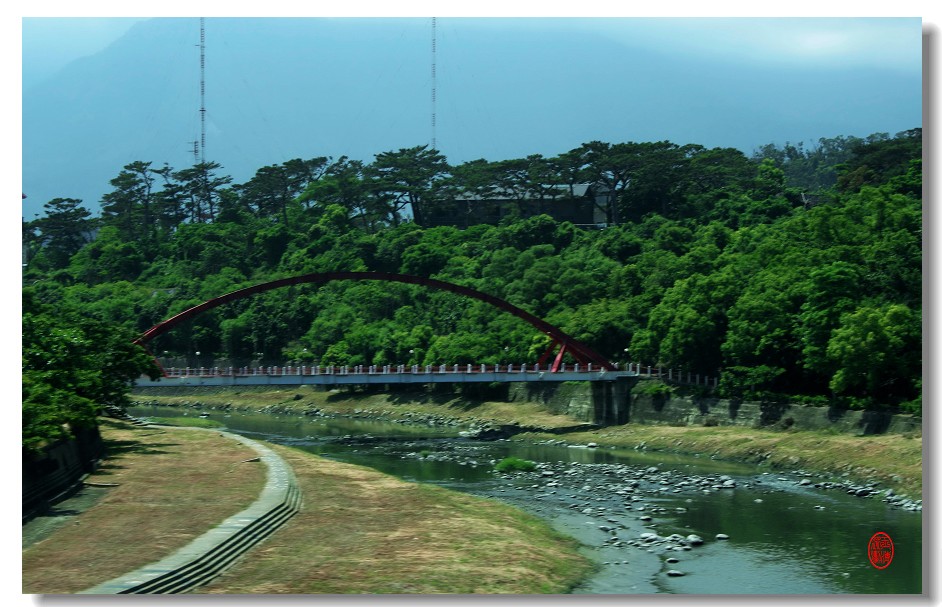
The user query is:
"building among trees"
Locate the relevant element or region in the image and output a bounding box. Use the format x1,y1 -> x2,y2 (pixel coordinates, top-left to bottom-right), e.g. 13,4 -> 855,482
422,183 -> 611,228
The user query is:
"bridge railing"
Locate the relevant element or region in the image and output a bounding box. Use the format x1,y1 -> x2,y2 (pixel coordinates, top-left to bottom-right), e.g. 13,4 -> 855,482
625,362 -> 719,389
158,362 -> 622,379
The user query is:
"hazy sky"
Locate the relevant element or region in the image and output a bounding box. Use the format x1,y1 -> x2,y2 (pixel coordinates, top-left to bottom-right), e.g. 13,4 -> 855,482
22,17 -> 146,88
14,5 -> 933,221
22,14 -> 923,86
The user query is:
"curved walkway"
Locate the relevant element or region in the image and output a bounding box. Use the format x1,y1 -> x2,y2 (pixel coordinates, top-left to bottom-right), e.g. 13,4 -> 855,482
80,426 -> 302,594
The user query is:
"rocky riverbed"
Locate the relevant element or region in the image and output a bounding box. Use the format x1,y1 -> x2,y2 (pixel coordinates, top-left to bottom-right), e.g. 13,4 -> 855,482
393,439 -> 922,592
129,398 -> 922,514
390,437 -> 922,514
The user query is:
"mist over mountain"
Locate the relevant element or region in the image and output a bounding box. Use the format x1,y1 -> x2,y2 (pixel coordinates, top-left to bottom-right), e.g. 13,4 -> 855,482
22,17 -> 921,219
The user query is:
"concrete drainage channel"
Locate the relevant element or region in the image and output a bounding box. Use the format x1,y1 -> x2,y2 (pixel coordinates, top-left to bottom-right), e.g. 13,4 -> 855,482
80,426 -> 302,594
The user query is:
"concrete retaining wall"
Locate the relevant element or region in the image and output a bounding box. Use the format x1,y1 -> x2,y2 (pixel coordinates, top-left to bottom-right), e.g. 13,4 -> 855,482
23,427 -> 103,522
510,381 -> 921,435
509,382 -> 596,421
628,392 -> 921,435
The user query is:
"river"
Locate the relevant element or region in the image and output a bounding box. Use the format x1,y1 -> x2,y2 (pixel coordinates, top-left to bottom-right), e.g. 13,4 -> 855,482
129,405 -> 923,595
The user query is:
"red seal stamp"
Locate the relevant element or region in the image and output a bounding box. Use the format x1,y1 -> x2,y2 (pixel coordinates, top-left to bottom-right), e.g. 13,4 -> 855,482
868,531 -> 894,569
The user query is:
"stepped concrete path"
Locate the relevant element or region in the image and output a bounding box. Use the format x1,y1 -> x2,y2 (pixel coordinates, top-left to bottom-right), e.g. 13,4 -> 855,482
80,426 -> 301,594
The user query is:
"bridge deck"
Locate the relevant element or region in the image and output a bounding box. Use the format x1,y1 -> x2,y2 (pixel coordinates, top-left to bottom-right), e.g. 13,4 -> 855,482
136,367 -> 637,387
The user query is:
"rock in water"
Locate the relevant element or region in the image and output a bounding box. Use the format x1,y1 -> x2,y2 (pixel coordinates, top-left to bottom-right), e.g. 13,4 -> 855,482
667,570 -> 686,577
716,533 -> 730,540
686,534 -> 704,546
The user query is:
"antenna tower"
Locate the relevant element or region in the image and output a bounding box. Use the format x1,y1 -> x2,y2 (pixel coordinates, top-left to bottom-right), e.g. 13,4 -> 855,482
199,17 -> 206,164
431,17 -> 437,151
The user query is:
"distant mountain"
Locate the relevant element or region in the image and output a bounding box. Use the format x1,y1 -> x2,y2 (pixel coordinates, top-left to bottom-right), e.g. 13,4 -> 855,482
22,17 -> 921,219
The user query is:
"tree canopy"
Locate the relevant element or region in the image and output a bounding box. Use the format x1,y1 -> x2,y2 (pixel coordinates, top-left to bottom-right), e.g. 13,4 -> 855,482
22,128 -> 923,449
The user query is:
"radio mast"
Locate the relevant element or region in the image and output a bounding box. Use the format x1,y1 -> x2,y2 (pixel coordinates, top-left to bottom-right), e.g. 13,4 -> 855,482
431,17 -> 437,151
199,17 -> 206,164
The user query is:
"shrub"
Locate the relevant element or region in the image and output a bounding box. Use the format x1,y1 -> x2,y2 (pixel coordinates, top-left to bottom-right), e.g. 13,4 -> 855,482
636,380 -> 672,399
494,457 -> 537,473
899,396 -> 922,416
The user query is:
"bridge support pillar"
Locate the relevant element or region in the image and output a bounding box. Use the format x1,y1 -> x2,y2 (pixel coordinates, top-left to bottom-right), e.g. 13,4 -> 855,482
591,375 -> 637,425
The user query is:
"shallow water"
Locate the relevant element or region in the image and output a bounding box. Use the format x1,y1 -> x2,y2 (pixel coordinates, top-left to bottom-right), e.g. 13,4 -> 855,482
131,405 -> 923,594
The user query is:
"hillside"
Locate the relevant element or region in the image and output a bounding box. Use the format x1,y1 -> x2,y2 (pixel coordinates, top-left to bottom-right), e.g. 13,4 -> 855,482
21,128 -> 922,451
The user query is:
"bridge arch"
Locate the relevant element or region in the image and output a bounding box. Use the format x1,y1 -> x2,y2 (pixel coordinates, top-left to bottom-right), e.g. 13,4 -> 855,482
135,271 -> 616,371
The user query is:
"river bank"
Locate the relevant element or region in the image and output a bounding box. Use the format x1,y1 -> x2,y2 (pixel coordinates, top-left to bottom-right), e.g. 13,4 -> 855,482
129,402 -> 924,594
201,442 -> 593,593
517,426 -> 922,506
131,384 -> 923,498
22,419 -> 267,593
23,417 -> 593,594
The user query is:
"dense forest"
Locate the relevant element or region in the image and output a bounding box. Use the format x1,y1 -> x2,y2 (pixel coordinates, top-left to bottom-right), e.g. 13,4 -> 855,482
22,129 -> 922,450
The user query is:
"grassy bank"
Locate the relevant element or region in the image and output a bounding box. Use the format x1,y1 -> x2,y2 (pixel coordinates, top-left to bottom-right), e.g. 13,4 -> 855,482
131,385 -> 583,430
23,419 -> 267,594
517,424 -> 922,497
132,385 -> 923,498
147,416 -> 225,428
201,444 -> 593,594
23,416 -> 594,594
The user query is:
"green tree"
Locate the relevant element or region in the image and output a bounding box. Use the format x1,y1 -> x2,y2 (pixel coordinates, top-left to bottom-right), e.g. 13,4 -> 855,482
68,226 -> 145,284
836,129 -> 922,194
576,140 -> 639,224
826,304 -> 921,404
26,198 -> 95,269
797,262 -> 865,378
617,141 -> 704,219
22,288 -> 161,451
172,161 -> 234,223
100,161 -> 160,251
365,145 -> 450,226
297,158 -> 373,228
237,157 -> 329,225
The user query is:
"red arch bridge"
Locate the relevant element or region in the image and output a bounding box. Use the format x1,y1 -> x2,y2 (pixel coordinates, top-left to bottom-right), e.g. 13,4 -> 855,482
133,271 -> 638,387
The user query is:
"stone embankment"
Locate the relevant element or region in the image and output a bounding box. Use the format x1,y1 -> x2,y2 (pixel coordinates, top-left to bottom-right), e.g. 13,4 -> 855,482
513,382 -> 922,435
